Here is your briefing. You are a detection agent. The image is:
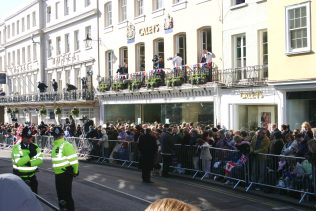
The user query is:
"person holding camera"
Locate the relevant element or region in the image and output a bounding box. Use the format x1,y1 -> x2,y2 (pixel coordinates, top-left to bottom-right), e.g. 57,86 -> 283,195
51,126 -> 79,211
167,53 -> 182,77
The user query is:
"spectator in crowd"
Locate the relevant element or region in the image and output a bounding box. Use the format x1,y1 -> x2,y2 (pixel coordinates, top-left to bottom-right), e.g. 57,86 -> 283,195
99,126 -> 109,160
250,128 -> 270,183
160,125 -> 175,177
270,123 -> 280,140
269,131 -> 284,155
138,128 -> 158,183
145,198 -> 200,211
281,131 -> 297,156
0,173 -> 44,211
301,121 -> 313,140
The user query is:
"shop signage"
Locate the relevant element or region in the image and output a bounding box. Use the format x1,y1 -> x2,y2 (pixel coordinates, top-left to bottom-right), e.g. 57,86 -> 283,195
139,24 -> 160,36
240,91 -> 263,99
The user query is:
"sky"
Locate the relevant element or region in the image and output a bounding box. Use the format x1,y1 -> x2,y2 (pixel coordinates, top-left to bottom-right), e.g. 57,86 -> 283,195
0,0 -> 30,20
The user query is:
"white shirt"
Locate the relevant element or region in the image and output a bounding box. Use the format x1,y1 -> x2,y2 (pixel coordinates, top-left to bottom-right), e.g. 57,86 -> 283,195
172,56 -> 183,67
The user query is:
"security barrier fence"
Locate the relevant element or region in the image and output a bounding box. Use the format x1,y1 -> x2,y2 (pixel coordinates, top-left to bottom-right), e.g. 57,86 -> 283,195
1,135 -> 315,204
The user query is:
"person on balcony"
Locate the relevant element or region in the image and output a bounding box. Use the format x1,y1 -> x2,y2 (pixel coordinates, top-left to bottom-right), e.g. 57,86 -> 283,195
168,53 -> 183,77
52,79 -> 58,92
37,82 -> 48,93
200,49 -> 214,82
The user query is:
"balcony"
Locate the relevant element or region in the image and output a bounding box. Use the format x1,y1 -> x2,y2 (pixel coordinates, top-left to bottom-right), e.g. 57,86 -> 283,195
0,65 -> 268,105
0,90 -> 95,106
96,63 -> 268,94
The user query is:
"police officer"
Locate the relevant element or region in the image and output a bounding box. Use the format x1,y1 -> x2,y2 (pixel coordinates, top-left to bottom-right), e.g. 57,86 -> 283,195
11,126 -> 43,193
51,126 -> 79,211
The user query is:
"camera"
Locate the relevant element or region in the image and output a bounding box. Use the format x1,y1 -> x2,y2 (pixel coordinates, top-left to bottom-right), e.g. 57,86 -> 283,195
152,55 -> 158,63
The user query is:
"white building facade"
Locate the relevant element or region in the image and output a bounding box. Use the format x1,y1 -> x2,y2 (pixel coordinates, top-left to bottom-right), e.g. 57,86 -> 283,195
0,0 -> 99,125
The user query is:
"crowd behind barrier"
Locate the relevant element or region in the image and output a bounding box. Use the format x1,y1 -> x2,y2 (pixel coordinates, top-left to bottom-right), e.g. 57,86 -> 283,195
0,120 -> 316,204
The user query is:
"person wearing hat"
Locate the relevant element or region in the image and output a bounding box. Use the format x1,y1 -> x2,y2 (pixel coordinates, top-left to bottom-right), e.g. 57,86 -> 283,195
51,126 -> 79,211
11,126 -> 43,193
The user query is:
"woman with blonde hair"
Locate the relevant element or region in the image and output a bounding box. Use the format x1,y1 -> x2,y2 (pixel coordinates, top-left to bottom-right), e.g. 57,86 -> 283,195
145,198 -> 201,211
301,121 -> 313,140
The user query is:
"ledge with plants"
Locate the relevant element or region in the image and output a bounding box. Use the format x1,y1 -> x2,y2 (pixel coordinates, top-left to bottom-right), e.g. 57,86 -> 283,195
189,73 -> 207,85
112,81 -> 128,91
166,76 -> 184,87
129,80 -> 142,91
146,77 -> 162,89
97,81 -> 111,92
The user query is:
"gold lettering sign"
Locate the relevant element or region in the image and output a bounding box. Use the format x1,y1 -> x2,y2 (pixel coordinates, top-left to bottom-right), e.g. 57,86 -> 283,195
139,24 -> 160,36
240,91 -> 264,99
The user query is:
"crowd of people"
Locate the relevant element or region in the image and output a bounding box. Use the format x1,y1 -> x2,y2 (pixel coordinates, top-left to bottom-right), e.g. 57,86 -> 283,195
1,119 -> 316,190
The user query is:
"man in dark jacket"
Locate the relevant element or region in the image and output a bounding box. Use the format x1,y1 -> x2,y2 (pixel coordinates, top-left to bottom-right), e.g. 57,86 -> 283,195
160,125 -> 175,177
138,128 -> 158,183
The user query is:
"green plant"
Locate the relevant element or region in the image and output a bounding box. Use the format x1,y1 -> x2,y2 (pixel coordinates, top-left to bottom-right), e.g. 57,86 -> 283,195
129,80 -> 142,91
146,77 -> 162,89
39,107 -> 47,116
189,74 -> 207,85
71,107 -> 80,117
7,108 -> 12,114
112,81 -> 128,91
166,76 -> 183,87
98,81 -> 110,92
55,107 -> 62,115
12,108 -> 19,114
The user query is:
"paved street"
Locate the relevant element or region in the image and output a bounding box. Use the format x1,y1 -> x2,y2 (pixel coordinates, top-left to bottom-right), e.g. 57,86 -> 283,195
0,150 -> 313,211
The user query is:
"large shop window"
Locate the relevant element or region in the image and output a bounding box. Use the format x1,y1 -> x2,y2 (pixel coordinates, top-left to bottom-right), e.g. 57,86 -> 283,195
287,91 -> 316,128
235,105 -> 277,131
104,103 -> 214,125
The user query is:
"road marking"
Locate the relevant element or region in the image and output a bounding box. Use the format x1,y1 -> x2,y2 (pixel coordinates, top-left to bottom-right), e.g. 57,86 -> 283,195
83,179 -> 152,204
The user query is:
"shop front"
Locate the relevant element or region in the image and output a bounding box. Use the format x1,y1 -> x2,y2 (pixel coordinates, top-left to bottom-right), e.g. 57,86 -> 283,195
219,87 -> 281,131
103,102 -> 214,125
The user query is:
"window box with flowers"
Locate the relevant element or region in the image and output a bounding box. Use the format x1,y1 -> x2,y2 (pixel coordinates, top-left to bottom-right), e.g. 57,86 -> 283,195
71,107 -> 80,117
166,76 -> 184,87
97,81 -> 111,92
129,80 -> 142,91
189,73 -> 207,85
146,77 -> 162,89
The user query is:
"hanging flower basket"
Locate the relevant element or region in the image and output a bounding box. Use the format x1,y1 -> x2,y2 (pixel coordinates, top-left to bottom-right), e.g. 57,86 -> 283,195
55,107 -> 62,115
39,107 -> 47,116
71,107 -> 80,117
7,108 -> 12,114
12,108 -> 19,114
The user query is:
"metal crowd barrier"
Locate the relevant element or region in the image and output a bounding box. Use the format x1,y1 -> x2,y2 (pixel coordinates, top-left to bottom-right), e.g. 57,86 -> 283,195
246,153 -> 316,203
2,135 -> 315,204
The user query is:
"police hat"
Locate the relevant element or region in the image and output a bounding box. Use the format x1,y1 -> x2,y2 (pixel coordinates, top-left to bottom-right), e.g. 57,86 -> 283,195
21,126 -> 32,138
51,126 -> 64,138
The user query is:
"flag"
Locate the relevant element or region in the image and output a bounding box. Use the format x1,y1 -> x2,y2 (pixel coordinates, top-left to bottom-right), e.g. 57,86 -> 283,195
224,161 -> 237,174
